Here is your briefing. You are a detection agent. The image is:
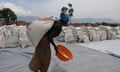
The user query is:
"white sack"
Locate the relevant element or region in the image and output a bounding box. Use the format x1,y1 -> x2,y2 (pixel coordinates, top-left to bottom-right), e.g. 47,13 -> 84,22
107,29 -> 116,40
0,26 -> 5,48
73,27 -> 82,42
100,30 -> 107,41
64,29 -> 74,42
110,31 -> 116,40
113,27 -> 120,35
88,30 -> 96,41
92,30 -> 97,41
116,30 -> 120,35
82,33 -> 90,43
18,26 -> 32,48
72,29 -> 78,41
27,20 -> 54,47
95,30 -> 101,41
2,24 -> 19,48
77,30 -> 84,42
77,29 -> 90,43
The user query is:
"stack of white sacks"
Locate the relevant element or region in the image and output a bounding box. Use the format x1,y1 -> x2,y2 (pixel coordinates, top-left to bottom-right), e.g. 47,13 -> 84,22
0,24 -> 32,48
57,25 -> 120,43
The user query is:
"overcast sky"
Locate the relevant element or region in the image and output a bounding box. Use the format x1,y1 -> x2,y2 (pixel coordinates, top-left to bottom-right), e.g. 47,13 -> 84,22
0,0 -> 120,21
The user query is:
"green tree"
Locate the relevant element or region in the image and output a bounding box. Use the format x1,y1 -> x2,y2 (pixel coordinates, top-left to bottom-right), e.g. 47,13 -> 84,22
1,8 -> 17,25
0,10 -> 3,18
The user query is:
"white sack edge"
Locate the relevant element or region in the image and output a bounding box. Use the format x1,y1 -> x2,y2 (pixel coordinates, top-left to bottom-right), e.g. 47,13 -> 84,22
27,20 -> 54,48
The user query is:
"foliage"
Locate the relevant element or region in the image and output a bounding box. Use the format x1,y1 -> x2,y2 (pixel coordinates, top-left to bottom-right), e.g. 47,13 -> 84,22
0,10 -> 2,18
0,8 -> 17,25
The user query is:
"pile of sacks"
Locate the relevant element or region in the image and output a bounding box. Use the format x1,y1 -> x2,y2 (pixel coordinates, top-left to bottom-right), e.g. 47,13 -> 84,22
57,25 -> 120,43
0,24 -> 32,48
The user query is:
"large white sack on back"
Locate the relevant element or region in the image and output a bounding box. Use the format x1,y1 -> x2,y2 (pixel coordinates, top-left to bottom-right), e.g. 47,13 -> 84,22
27,19 -> 54,47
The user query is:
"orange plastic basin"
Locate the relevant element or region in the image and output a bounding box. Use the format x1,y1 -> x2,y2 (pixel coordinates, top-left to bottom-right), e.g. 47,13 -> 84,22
56,44 -> 73,62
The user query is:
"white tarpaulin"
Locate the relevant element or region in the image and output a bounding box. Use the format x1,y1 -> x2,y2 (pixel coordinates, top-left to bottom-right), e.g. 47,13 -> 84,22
0,42 -> 120,72
77,39 -> 120,58
0,46 -> 66,72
